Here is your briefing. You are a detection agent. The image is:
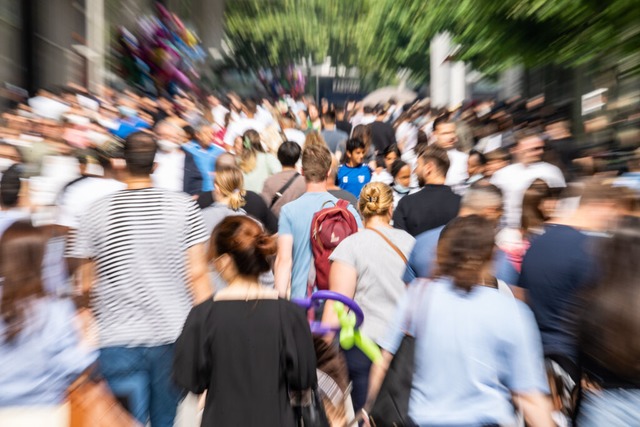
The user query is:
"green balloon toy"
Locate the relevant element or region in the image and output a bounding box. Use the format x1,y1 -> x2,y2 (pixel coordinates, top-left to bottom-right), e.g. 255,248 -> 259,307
334,302 -> 382,364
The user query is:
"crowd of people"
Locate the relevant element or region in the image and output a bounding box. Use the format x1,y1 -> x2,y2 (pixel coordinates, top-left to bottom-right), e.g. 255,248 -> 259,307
0,84 -> 639,427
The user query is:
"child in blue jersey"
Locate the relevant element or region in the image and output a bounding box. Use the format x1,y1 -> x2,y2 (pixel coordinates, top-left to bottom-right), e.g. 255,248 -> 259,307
337,138 -> 372,198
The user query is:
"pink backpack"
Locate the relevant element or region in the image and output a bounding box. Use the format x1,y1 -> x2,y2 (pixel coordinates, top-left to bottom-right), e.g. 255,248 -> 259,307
309,199 -> 359,293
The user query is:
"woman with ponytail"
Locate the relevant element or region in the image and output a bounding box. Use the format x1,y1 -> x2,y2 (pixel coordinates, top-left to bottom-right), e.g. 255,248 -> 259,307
366,215 -> 554,427
173,216 -> 317,427
321,181 -> 415,412
200,164 -> 247,236
237,129 -> 281,193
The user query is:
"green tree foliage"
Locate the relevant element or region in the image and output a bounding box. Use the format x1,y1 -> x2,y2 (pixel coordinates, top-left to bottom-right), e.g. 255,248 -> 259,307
225,0 -> 640,82
225,0 -> 369,70
449,0 -> 640,74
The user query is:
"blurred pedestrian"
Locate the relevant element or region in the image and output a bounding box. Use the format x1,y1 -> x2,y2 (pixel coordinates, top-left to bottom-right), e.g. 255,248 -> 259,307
173,216 -> 317,427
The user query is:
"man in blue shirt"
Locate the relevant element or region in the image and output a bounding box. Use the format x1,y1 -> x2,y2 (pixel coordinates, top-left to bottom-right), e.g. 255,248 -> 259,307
275,143 -> 362,299
404,182 -> 519,286
111,103 -> 151,139
182,124 -> 226,192
337,138 -> 372,199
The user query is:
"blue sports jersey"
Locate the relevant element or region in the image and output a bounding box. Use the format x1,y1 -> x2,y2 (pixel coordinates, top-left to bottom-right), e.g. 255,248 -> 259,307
337,164 -> 372,199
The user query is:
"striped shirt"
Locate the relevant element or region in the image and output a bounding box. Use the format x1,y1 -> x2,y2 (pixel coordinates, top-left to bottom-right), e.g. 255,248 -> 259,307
70,188 -> 208,347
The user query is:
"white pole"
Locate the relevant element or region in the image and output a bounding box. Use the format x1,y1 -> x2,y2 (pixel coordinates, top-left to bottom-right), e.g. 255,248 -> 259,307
85,0 -> 105,95
430,32 -> 451,109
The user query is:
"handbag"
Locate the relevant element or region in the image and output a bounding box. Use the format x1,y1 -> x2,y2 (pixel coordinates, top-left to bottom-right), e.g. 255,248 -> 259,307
291,387 -> 331,427
280,301 -> 330,427
368,228 -> 417,282
68,371 -> 141,427
368,280 -> 429,427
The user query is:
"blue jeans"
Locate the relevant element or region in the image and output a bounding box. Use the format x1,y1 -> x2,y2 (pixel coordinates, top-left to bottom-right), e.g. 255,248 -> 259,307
98,344 -> 183,427
578,388 -> 640,426
343,346 -> 373,413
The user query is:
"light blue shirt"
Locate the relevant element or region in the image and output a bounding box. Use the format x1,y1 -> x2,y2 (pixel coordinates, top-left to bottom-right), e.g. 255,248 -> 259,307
0,297 -> 97,406
279,192 -> 362,299
182,140 -> 226,192
379,278 -> 548,426
404,225 -> 519,285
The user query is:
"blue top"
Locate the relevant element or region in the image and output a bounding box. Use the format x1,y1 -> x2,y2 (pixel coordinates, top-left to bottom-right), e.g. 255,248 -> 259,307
111,117 -> 151,139
404,225 -> 519,285
379,278 -> 548,426
518,224 -> 599,362
337,164 -> 372,199
0,297 -> 97,406
182,140 -> 226,192
278,192 -> 362,299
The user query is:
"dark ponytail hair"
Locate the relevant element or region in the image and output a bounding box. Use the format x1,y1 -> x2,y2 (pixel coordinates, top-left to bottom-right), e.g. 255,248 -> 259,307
434,215 -> 496,292
0,221 -> 47,343
208,216 -> 276,278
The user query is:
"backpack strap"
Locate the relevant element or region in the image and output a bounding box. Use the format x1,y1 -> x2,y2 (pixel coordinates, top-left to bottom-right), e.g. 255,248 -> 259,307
270,172 -> 300,208
335,199 -> 351,210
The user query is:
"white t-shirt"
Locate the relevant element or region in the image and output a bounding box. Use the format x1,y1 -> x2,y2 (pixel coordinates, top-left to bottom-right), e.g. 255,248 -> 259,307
211,105 -> 229,128
152,150 -> 185,193
283,128 -> 306,146
371,170 -> 394,185
223,118 -> 266,147
330,227 -> 415,344
445,149 -> 469,189
57,177 -> 126,229
396,122 -> 418,153
491,162 -> 566,228
255,106 -> 277,129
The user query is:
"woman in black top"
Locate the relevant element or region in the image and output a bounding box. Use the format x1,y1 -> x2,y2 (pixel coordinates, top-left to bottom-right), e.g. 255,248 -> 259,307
173,216 -> 317,427
578,215 -> 640,426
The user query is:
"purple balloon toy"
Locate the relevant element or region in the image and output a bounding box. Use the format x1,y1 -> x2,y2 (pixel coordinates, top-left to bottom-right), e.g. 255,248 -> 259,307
293,290 -> 364,335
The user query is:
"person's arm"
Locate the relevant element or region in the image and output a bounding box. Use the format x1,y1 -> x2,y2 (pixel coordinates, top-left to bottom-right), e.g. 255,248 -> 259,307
505,303 -> 554,426
274,234 -> 294,298
183,151 -> 203,195
403,243 -> 421,283
512,392 -> 554,427
183,200 -> 212,304
187,242 -> 212,304
75,258 -> 94,295
321,260 -> 357,338
364,350 -> 394,411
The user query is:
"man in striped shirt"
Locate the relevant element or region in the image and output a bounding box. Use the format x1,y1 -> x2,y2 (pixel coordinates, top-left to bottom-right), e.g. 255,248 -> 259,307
69,131 -> 211,426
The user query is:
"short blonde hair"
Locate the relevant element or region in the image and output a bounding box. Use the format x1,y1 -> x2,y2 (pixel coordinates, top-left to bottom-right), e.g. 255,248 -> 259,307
358,182 -> 393,219
214,165 -> 246,211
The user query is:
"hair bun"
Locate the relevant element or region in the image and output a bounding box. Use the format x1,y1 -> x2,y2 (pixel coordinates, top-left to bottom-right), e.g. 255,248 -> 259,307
254,233 -> 277,257
359,183 -> 393,218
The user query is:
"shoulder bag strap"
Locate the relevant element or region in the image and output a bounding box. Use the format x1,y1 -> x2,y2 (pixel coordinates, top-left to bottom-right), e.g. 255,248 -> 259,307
368,227 -> 408,264
270,172 -> 300,208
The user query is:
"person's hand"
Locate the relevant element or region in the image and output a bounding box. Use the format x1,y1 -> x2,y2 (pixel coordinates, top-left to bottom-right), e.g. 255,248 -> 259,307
360,409 -> 371,427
